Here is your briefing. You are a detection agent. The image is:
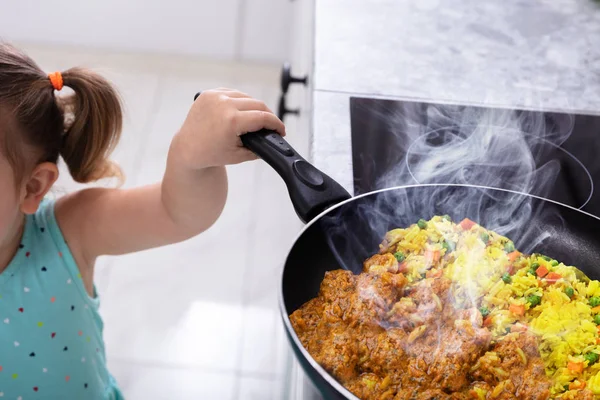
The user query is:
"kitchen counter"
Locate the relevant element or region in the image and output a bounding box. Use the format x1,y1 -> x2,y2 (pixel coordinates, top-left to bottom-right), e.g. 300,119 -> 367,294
310,0 -> 600,194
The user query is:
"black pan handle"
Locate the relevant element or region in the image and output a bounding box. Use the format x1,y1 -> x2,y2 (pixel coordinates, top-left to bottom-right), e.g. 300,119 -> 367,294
194,91 -> 351,223
241,130 -> 352,223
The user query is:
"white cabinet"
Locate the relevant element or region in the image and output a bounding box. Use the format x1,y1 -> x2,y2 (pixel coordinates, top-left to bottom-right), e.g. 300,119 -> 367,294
240,0 -> 294,63
0,0 -> 294,63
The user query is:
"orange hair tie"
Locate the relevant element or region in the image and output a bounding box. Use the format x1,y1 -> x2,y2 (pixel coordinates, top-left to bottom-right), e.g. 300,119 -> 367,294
48,71 -> 63,91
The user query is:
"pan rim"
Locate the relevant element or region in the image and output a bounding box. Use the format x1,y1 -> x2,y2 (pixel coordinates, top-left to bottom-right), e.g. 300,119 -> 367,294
278,182 -> 600,399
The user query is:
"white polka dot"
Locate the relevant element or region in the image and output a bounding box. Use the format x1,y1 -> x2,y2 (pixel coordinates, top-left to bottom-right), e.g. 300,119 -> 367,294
13,341 -> 19,347
42,367 -> 48,373
67,279 -> 72,284
17,396 -> 22,400
3,318 -> 9,324
0,391 -> 4,397
23,287 -> 30,293
81,357 -> 86,363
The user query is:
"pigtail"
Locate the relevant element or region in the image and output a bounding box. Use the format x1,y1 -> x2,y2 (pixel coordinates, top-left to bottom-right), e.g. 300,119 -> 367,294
58,67 -> 123,183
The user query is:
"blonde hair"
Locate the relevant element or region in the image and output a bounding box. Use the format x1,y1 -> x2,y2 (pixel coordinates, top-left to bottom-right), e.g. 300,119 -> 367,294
0,43 -> 123,184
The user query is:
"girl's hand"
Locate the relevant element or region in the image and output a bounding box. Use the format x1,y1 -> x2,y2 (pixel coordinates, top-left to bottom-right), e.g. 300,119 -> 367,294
173,88 -> 286,169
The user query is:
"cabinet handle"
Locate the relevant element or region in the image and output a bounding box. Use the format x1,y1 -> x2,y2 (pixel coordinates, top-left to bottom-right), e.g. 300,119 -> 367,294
281,62 -> 308,94
278,94 -> 300,121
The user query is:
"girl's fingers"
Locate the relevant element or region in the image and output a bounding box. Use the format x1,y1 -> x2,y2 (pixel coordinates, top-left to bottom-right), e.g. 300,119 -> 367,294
237,149 -> 259,163
231,98 -> 273,113
215,88 -> 252,99
237,110 -> 286,136
231,141 -> 260,162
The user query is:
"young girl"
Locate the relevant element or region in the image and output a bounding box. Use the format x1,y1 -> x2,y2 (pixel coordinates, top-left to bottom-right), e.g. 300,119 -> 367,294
0,43 -> 285,399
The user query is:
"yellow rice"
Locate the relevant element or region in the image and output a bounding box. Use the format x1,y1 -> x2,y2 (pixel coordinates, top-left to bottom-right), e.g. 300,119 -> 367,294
385,215 -> 600,397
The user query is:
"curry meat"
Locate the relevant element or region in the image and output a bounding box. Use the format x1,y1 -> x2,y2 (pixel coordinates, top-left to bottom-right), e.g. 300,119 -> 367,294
290,264 -> 590,399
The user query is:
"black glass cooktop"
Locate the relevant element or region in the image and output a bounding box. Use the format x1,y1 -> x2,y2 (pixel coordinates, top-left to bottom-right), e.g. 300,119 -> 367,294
350,97 -> 600,217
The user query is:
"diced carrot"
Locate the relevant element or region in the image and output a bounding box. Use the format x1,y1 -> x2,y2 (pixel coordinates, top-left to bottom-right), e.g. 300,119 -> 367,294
506,264 -> 515,276
426,269 -> 443,278
546,272 -> 562,284
597,325 -> 600,335
459,218 -> 476,230
425,250 -> 441,264
483,316 -> 493,327
398,261 -> 408,273
509,304 -> 525,316
568,361 -> 584,374
569,380 -> 586,390
508,251 -> 521,263
596,338 -> 600,345
536,265 -> 549,278
592,306 -> 600,313
510,323 -> 528,333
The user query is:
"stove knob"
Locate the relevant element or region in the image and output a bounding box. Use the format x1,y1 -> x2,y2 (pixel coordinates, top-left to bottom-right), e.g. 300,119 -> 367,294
281,62 -> 308,94
278,94 -> 300,121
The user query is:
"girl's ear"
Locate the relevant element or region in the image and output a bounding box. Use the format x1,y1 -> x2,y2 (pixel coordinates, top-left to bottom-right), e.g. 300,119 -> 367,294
20,162 -> 59,215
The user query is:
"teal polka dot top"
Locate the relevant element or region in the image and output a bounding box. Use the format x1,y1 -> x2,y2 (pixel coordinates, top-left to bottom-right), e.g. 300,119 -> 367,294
0,199 -> 124,399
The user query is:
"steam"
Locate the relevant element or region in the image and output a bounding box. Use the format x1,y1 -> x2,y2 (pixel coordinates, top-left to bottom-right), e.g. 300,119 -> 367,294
322,101 -> 580,268
386,102 -> 575,229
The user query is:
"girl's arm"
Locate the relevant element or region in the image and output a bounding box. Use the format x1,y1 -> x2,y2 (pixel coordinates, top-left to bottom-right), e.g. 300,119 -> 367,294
56,89 -> 285,270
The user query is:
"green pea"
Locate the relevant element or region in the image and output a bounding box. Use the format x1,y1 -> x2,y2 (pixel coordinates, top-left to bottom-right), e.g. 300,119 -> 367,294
502,273 -> 512,284
527,268 -> 537,276
531,262 -> 540,269
393,252 -> 405,263
417,219 -> 428,229
480,233 -> 490,244
565,287 -> 575,298
590,297 -> 600,307
442,215 -> 452,222
526,295 -> 542,307
542,256 -> 551,261
550,260 -> 559,266
504,241 -> 515,253
594,315 -> 600,325
442,241 -> 453,253
479,306 -> 490,318
585,352 -> 599,365
564,384 -> 570,392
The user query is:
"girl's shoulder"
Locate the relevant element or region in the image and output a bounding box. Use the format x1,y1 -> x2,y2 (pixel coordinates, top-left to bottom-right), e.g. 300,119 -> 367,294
53,191 -> 99,298
34,197 -> 64,248
28,195 -> 97,301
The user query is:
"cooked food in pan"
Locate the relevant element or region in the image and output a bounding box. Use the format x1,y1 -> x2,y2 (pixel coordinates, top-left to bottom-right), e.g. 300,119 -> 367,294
290,216 -> 600,399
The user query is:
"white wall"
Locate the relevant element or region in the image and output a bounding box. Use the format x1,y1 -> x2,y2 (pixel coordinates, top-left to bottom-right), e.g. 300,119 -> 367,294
0,0 -> 293,63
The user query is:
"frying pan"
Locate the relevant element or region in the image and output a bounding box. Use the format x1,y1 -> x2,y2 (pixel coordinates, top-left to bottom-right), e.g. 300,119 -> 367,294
238,128 -> 600,400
